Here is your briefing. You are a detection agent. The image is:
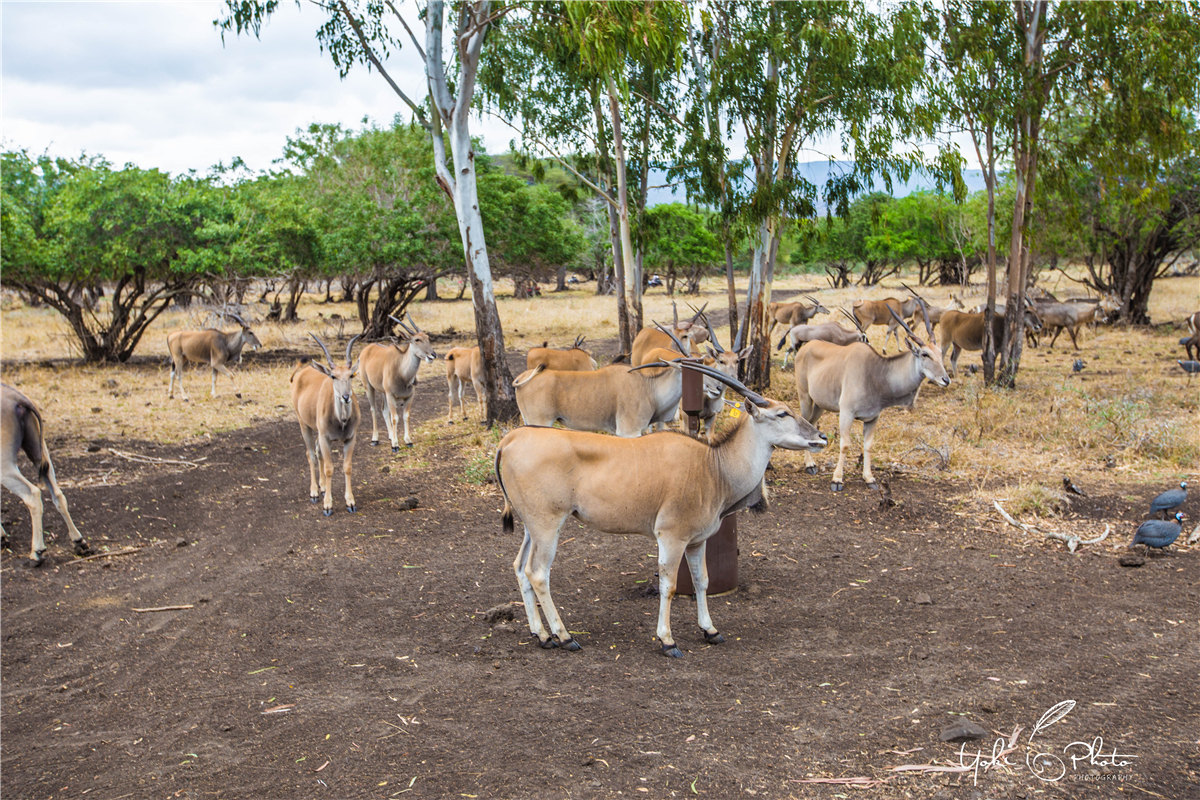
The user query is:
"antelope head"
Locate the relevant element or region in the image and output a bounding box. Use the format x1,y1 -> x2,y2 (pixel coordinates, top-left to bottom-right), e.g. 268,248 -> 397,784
309,333 -> 361,424
391,314 -> 438,363
886,304 -> 949,388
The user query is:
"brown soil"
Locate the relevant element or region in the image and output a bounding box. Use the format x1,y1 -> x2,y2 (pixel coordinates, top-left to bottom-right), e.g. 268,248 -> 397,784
2,355 -> 1197,800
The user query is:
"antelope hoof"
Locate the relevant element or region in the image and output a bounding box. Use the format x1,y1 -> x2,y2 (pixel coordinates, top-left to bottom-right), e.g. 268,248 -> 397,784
447,420 -> 455,425
27,550 -> 47,568
369,440 -> 380,447
865,481 -> 879,491
662,644 -> 684,659
347,504 -> 357,514
538,637 -> 559,650
73,540 -> 93,557
406,442 -> 414,448
323,508 -> 333,517
235,393 -> 242,399
830,481 -> 844,492
391,445 -> 400,453
563,639 -> 582,652
703,630 -> 725,645
310,496 -> 320,504
805,466 -> 818,476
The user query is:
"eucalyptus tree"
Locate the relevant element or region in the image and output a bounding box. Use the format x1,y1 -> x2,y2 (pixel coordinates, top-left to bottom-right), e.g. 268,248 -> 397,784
930,0 -> 1200,385
478,1 -> 686,352
219,0 -> 520,423
704,1 -> 947,389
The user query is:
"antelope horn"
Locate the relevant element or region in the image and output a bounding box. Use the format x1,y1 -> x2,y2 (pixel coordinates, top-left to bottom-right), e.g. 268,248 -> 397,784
702,314 -> 725,354
681,361 -> 770,408
388,314 -> 414,337
802,294 -> 822,307
653,321 -> 688,353
734,306 -> 748,351
689,302 -> 708,323
344,333 -> 362,366
840,307 -> 867,333
629,357 -> 685,373
573,334 -> 585,350
900,284 -> 934,339
886,305 -> 924,345
672,301 -> 679,325
309,333 -> 336,368
405,313 -> 422,333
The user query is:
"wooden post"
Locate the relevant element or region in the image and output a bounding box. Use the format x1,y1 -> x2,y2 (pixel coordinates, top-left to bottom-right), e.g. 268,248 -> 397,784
675,359 -> 738,595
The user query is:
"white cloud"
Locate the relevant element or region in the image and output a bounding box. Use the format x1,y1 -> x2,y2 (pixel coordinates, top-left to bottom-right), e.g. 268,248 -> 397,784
1,1 -> 510,175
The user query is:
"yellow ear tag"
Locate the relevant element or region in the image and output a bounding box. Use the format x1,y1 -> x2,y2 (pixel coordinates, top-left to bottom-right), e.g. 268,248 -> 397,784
729,401 -> 742,418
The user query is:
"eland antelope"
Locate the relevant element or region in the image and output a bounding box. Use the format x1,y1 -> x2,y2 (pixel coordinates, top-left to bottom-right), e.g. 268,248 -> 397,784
360,314 -> 437,450
167,314 -> 261,400
767,295 -> 829,339
937,305 -> 1043,375
496,363 -> 827,657
526,336 -> 597,372
851,296 -> 920,353
1,384 -> 91,565
445,346 -> 485,423
795,303 -> 950,492
291,334 -> 361,516
629,302 -> 709,365
776,310 -> 869,367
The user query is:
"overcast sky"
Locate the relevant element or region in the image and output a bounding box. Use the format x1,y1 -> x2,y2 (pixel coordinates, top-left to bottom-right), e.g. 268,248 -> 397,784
1,0 -> 516,176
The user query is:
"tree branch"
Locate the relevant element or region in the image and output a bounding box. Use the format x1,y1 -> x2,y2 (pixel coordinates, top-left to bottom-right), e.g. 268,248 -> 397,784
335,0 -> 430,127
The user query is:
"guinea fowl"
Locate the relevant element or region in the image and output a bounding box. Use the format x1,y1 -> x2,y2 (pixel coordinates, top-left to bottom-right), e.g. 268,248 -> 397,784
1130,513 -> 1185,554
1149,481 -> 1187,519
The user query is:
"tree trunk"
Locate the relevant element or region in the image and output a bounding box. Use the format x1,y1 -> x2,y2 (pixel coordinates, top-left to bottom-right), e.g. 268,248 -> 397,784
723,230 -> 738,348
427,0 -> 518,425
594,92 -> 631,350
555,265 -> 567,292
283,274 -> 305,324
425,276 -> 440,301
608,77 -> 640,347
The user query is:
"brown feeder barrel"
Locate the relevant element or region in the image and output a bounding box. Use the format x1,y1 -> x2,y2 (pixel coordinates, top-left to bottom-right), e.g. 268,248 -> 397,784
675,358 -> 738,596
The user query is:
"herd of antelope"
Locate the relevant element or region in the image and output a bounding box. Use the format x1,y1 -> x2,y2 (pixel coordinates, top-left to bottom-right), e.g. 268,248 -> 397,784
1,288 -> 1187,658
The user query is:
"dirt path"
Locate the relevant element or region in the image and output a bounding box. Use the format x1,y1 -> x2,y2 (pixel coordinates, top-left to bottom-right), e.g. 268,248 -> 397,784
2,402 -> 1197,799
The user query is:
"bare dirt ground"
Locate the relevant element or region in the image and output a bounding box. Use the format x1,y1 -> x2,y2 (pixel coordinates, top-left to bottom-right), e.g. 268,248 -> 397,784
2,348 -> 1197,800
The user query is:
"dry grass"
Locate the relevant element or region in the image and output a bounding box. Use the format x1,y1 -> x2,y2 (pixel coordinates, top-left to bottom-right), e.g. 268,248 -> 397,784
1,272 -> 1196,492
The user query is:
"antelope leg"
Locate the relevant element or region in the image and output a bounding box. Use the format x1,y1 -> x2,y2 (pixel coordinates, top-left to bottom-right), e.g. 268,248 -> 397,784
656,536 -> 687,658
3,470 -> 45,564
684,539 -> 722,644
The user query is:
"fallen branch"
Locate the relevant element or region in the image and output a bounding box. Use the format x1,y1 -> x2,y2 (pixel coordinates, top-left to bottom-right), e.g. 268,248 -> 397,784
72,547 -> 142,564
790,777 -> 887,787
106,449 -> 201,469
131,604 -> 194,613
993,501 -> 1110,553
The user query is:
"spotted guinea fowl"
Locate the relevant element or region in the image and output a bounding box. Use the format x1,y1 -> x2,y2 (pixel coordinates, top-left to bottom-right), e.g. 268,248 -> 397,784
1130,512 -> 1185,554
1149,481 -> 1187,519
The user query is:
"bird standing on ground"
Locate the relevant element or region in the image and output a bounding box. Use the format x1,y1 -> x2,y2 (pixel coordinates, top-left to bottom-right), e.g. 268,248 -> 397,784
1073,358 -> 1085,373
1130,512 -> 1185,554
1150,481 -> 1187,519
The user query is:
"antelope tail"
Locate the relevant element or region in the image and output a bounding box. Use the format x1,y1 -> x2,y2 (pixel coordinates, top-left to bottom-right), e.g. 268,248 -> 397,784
776,331 -> 790,351
494,445 -> 515,535
14,401 -> 48,483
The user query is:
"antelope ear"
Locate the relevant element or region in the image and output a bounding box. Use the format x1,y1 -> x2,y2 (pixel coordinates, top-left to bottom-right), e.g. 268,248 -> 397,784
737,346 -> 754,360
705,345 -> 718,358
310,361 -> 333,377
349,358 -> 361,378
905,337 -> 921,354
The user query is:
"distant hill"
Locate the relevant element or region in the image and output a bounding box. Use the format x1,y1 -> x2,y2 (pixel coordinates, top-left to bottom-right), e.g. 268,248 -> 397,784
492,152 -> 988,210
647,160 -> 988,209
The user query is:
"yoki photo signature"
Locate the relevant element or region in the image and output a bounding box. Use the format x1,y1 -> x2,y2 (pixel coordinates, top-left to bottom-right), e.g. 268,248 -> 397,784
954,700 -> 1137,785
